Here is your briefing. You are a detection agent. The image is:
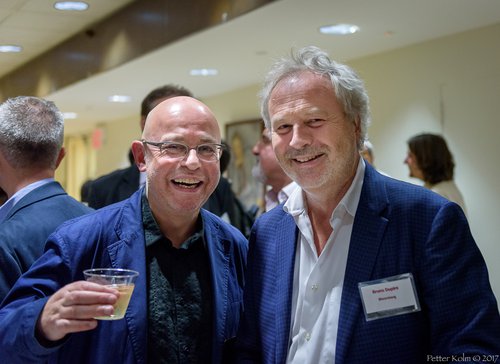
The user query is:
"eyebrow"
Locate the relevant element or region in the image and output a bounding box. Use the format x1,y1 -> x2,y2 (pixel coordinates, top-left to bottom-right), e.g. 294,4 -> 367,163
157,135 -> 219,144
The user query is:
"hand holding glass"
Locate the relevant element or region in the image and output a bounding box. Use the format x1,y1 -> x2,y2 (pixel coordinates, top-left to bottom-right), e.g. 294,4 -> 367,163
83,268 -> 139,320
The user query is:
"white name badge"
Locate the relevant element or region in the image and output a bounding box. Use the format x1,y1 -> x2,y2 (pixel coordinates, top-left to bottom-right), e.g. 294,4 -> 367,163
358,273 -> 421,321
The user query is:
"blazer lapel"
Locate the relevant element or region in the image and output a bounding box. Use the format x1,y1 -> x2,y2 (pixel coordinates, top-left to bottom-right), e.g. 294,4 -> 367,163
336,165 -> 389,362
106,191 -> 148,364
202,211 -> 230,363
274,212 -> 299,363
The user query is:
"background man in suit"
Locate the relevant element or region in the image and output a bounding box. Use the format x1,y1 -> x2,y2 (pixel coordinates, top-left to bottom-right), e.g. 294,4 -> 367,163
0,96 -> 247,363
86,84 -> 193,209
235,46 -> 500,363
0,96 -> 92,301
252,126 -> 297,212
204,140 -> 255,237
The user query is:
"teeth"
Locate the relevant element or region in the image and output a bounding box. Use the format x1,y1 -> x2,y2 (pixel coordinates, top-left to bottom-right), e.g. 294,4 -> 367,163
295,155 -> 317,162
174,178 -> 200,185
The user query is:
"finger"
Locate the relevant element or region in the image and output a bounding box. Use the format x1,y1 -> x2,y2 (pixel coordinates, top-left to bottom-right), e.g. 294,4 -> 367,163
49,281 -> 119,308
59,289 -> 118,307
57,304 -> 115,322
70,280 -> 122,294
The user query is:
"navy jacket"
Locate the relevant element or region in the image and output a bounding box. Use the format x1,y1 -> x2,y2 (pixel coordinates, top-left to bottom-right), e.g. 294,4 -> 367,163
0,188 -> 248,363
236,164 -> 500,363
87,164 -> 140,209
0,181 -> 92,301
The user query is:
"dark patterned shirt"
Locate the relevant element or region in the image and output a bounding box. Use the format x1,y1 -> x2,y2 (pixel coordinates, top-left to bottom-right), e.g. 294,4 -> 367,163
142,194 -> 212,363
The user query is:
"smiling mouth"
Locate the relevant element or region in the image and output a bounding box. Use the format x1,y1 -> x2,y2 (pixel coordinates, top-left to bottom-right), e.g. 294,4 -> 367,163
293,154 -> 322,163
173,178 -> 202,189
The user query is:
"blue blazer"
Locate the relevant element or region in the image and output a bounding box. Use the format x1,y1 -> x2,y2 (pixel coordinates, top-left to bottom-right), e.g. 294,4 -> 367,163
0,181 -> 92,301
0,188 -> 248,364
236,164 -> 500,363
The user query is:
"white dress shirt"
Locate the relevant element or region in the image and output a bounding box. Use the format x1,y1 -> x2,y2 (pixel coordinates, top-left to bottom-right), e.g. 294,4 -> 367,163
284,160 -> 365,364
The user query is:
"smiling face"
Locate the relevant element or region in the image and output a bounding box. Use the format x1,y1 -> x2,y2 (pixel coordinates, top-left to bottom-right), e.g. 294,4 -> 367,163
268,71 -> 360,197
132,96 -> 221,219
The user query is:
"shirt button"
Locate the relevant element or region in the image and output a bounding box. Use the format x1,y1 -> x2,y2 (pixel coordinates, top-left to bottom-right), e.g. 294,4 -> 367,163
305,333 -> 311,341
311,284 -> 319,291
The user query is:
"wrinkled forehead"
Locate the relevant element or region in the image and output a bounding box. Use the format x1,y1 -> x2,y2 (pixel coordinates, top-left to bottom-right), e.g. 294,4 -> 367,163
269,72 -> 335,110
272,71 -> 331,96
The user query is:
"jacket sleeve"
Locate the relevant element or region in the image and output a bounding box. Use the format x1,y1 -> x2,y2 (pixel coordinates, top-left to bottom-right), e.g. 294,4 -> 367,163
0,241 -> 70,362
417,202 -> 500,353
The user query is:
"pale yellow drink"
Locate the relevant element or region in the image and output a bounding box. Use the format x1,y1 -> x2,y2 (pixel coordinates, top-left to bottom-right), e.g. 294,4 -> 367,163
83,268 -> 139,321
94,284 -> 135,320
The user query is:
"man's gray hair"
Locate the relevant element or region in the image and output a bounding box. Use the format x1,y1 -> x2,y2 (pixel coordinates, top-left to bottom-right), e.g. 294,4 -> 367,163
259,46 -> 371,149
0,96 -> 64,169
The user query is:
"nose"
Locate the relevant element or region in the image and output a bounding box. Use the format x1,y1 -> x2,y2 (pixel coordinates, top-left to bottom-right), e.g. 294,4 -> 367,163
289,124 -> 311,149
182,148 -> 201,169
252,141 -> 260,156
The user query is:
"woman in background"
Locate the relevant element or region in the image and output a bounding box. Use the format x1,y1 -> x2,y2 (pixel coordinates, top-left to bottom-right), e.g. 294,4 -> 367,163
405,133 -> 467,213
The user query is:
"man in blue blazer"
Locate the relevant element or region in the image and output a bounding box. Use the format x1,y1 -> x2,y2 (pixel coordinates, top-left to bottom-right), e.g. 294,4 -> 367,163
235,46 -> 500,363
0,96 -> 248,363
0,96 -> 92,301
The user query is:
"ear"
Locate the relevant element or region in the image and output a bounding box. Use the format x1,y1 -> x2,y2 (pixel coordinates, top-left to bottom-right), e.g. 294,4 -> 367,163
131,141 -> 147,172
55,147 -> 66,168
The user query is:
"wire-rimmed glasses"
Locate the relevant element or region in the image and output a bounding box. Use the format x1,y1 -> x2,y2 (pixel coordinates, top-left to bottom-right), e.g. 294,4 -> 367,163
142,140 -> 224,162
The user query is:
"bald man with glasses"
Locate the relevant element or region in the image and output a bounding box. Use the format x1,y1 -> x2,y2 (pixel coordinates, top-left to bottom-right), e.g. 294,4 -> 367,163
0,97 -> 248,364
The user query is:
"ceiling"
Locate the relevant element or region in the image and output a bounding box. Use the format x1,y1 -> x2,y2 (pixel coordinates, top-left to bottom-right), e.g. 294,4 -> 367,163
2,0 -> 500,135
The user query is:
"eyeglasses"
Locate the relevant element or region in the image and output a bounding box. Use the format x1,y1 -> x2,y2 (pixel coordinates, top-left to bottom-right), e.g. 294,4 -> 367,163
142,140 -> 225,162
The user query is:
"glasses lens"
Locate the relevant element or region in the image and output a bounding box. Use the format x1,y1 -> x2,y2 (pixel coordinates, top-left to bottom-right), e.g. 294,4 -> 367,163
145,141 -> 221,162
160,142 -> 187,158
197,144 -> 220,161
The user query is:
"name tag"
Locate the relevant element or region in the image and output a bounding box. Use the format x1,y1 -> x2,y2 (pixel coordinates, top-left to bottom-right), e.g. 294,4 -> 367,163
358,273 -> 421,321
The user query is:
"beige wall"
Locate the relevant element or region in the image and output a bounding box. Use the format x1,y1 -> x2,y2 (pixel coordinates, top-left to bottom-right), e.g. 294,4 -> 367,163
74,22 -> 500,303
88,115 -> 140,177
348,23 -> 500,303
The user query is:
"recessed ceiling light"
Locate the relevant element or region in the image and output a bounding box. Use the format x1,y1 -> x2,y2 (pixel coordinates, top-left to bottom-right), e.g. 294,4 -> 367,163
319,23 -> 360,35
190,68 -> 218,76
0,45 -> 22,53
108,95 -> 131,103
54,1 -> 89,11
62,112 -> 78,119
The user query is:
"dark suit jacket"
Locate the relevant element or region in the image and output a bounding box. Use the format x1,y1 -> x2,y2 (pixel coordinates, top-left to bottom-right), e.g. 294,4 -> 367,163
87,165 -> 140,209
0,181 -> 92,301
0,188 -> 247,364
236,164 -> 500,363
203,177 -> 254,238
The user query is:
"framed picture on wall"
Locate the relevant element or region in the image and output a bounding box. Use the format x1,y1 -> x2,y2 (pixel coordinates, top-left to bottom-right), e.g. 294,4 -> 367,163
225,119 -> 264,210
